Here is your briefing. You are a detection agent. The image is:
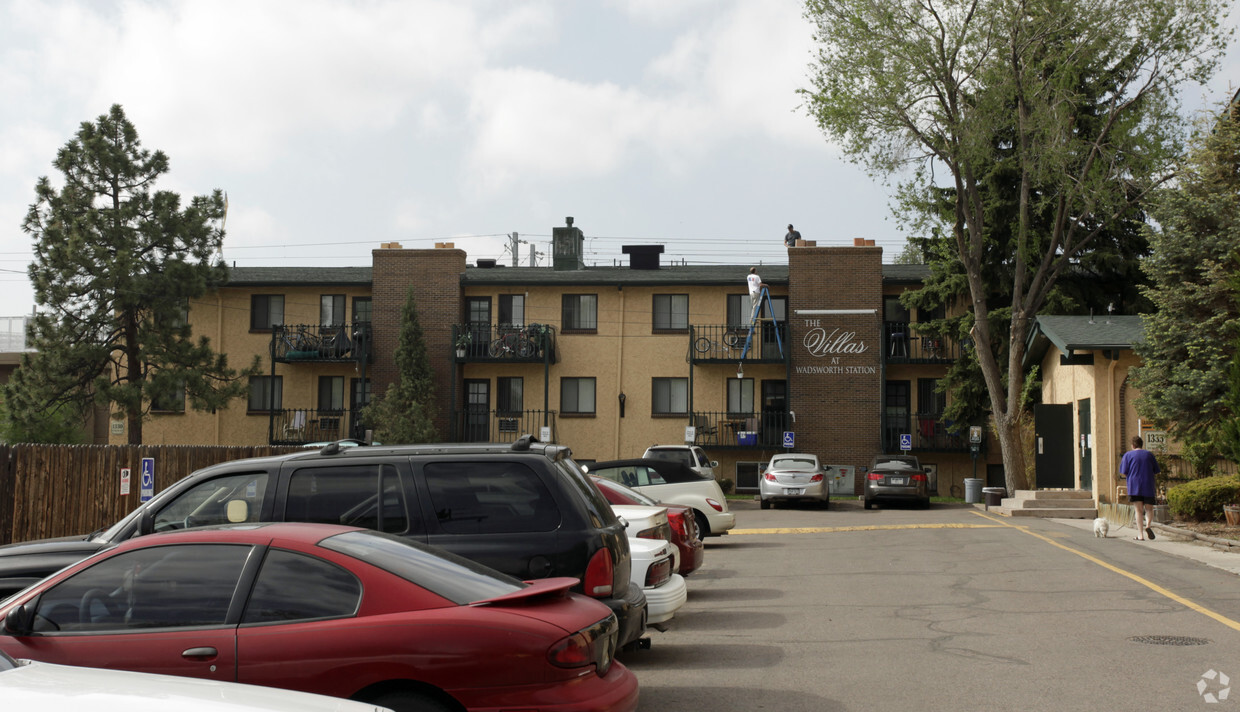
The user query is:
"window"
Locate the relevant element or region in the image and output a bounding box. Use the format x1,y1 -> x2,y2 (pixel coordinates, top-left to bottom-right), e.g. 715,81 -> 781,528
653,294 -> 689,331
320,294 -> 346,325
318,376 -> 345,412
352,297 -> 372,324
561,377 -> 596,415
242,549 -> 361,624
499,294 -> 525,326
884,294 -> 911,323
151,383 -> 186,413
591,464 -> 667,488
285,464 -> 410,534
727,378 -> 754,416
497,377 -> 523,414
155,298 -> 189,330
152,472 -> 270,532
248,376 -> 282,412
351,378 -> 372,410
562,294 -> 597,331
726,294 -> 749,329
251,295 -> 284,330
424,461 -> 560,534
652,377 -> 688,415
918,378 -> 946,415
38,545 -> 250,632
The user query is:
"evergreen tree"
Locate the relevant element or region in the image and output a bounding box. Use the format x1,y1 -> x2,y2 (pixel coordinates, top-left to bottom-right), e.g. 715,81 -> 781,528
362,288 -> 439,444
1132,100 -> 1240,448
5,104 -> 258,444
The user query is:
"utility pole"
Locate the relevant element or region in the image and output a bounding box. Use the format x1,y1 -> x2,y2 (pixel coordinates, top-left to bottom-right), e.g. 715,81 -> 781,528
510,232 -> 521,266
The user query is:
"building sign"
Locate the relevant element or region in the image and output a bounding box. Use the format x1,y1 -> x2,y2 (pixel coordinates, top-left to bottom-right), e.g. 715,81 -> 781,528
795,318 -> 876,375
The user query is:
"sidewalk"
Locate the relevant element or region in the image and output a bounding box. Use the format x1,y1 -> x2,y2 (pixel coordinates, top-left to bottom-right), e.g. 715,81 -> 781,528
1049,516 -> 1240,576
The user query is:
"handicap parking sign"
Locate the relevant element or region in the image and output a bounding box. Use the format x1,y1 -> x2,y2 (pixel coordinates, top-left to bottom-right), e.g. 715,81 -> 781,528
899,433 -> 912,451
140,457 -> 155,502
783,431 -> 795,449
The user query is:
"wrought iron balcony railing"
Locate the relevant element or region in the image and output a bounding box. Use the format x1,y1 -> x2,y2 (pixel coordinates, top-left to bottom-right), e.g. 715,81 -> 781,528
272,323 -> 372,363
454,323 -> 557,363
689,324 -> 786,362
452,409 -> 557,443
880,412 -> 975,453
687,411 -> 791,448
883,322 -> 960,364
270,408 -> 369,445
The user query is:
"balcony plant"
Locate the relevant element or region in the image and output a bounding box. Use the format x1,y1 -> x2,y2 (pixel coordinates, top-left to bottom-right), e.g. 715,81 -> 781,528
455,331 -> 472,357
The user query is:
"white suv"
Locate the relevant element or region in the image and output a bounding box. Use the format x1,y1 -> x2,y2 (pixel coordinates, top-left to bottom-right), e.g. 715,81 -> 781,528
642,445 -> 718,479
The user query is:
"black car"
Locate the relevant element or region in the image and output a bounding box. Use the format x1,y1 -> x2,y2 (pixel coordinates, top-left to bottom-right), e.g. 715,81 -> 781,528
0,436 -> 647,648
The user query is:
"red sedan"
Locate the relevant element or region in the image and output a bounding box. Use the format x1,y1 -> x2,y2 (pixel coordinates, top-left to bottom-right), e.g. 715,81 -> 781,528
591,475 -> 704,577
0,523 -> 638,712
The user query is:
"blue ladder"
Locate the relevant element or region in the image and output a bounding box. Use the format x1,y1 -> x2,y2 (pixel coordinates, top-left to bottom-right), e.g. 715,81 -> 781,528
738,287 -> 784,361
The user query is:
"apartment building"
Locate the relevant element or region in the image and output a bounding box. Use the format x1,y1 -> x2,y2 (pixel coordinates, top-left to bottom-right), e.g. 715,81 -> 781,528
132,219 -> 999,496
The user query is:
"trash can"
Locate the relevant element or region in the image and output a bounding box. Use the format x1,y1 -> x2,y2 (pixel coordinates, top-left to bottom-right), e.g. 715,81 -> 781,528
964,478 -> 983,504
982,487 -> 1006,509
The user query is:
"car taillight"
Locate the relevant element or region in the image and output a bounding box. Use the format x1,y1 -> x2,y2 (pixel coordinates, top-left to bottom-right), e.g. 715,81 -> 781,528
583,548 -> 614,598
912,473 -> 928,482
645,556 -> 672,587
810,474 -> 824,482
706,497 -> 724,512
667,511 -> 690,538
764,472 -> 777,481
547,615 -> 618,676
866,472 -> 883,481
638,522 -> 672,542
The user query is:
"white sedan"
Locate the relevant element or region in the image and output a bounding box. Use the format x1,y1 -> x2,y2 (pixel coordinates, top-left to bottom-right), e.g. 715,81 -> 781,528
612,504 -> 687,630
587,458 -> 736,537
759,453 -> 832,509
0,650 -> 387,712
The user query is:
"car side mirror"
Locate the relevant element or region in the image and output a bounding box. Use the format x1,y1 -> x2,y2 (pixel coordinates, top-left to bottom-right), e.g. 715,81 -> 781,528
137,507 -> 155,536
4,604 -> 33,636
710,460 -> 719,468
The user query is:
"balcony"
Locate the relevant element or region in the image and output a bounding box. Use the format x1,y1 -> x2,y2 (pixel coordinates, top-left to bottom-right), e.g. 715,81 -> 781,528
451,409 -> 558,443
688,411 -> 792,449
880,412 -> 975,453
454,324 -> 557,364
272,323 -> 372,363
883,322 -> 961,364
689,324 -> 786,363
271,408 -> 368,445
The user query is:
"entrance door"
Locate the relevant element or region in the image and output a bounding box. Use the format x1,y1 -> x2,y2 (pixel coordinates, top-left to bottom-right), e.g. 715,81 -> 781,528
464,380 -> 490,442
1035,404 -> 1074,488
1078,398 -> 1092,490
466,297 -> 491,357
883,381 -> 910,452
760,380 -> 787,447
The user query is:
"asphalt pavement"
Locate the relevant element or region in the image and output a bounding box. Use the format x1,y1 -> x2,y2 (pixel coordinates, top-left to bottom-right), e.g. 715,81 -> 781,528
624,497 -> 1240,711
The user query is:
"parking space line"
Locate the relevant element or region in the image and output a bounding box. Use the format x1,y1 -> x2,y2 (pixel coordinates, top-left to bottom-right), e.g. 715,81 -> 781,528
970,509 -> 1240,633
731,523 -> 1004,536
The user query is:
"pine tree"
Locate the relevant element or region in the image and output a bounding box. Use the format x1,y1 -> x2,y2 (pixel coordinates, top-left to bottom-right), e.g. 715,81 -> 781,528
362,288 -> 439,444
4,104 -> 258,444
1132,100 -> 1240,447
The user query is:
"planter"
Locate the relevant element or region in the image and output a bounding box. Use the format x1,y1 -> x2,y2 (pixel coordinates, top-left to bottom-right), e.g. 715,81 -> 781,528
455,349 -> 466,358
1224,505 -> 1240,527
1152,504 -> 1170,524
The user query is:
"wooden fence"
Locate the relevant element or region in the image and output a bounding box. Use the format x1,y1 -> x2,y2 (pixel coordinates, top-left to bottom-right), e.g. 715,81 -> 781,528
0,444 -> 300,546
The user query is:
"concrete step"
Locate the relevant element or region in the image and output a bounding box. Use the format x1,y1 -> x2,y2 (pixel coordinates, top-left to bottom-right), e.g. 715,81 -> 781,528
1007,507 -> 1098,518
1002,497 -> 1096,509
1009,489 -> 1093,500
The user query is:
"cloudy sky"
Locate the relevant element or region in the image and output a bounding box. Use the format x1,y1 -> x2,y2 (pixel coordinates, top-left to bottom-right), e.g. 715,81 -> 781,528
1,0 -> 1237,316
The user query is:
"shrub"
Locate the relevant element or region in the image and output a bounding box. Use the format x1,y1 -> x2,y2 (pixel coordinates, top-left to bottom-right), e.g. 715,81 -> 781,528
1166,475 -> 1240,522
717,477 -> 734,495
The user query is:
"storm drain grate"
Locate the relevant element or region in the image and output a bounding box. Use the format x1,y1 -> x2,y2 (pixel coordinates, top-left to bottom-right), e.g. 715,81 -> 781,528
1128,635 -> 1211,646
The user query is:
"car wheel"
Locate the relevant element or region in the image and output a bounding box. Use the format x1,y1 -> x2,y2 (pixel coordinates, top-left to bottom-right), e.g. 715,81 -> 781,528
921,498 -> 931,509
864,499 -> 873,510
759,498 -> 770,510
694,510 -> 711,537
821,498 -> 830,510
365,690 -> 456,712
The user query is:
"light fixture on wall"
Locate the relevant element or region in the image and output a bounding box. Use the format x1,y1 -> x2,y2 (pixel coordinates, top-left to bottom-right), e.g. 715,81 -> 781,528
736,363 -> 744,380
618,392 -> 626,418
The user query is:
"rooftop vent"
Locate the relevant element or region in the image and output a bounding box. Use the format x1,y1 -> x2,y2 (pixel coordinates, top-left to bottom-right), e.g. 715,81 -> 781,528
476,258 -> 496,268
622,245 -> 664,270
552,217 -> 585,271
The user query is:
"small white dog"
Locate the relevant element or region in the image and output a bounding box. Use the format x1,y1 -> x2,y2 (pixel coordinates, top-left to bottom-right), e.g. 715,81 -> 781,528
1093,517 -> 1109,538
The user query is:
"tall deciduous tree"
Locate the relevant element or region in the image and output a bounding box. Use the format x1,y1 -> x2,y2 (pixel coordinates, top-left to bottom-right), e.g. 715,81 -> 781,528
802,0 -> 1228,492
1132,100 -> 1240,450
5,104 -> 257,444
362,288 -> 439,444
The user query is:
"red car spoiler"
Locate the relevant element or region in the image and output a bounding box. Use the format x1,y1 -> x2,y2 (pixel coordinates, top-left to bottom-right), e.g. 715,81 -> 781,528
470,576 -> 580,606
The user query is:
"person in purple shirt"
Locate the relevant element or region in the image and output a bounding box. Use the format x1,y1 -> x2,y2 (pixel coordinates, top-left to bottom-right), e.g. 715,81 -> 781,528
1120,435 -> 1160,541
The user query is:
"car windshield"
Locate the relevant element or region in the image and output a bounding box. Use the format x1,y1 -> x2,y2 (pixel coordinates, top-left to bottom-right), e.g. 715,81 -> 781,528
645,449 -> 691,467
319,529 -> 524,605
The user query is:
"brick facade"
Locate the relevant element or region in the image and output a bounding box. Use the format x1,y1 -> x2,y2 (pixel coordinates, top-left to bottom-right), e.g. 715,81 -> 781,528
788,247 -> 883,491
371,247 -> 466,438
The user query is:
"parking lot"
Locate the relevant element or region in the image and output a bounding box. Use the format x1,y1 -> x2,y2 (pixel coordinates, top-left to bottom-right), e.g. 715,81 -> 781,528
626,498 -> 1240,711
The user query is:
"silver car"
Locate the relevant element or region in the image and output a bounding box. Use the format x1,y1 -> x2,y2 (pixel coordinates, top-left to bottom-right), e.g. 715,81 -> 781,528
864,461 -> 930,509
758,453 -> 831,509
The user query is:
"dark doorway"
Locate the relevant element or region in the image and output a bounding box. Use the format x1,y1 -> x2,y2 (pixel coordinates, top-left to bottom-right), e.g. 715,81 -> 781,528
760,380 -> 787,446
463,379 -> 490,442
1035,403 -> 1074,489
1078,398 -> 1092,490
883,381 -> 911,452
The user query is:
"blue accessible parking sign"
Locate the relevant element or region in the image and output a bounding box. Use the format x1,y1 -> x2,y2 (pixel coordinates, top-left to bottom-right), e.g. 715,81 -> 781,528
783,431 -> 795,449
140,457 -> 155,502
899,433 -> 912,451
